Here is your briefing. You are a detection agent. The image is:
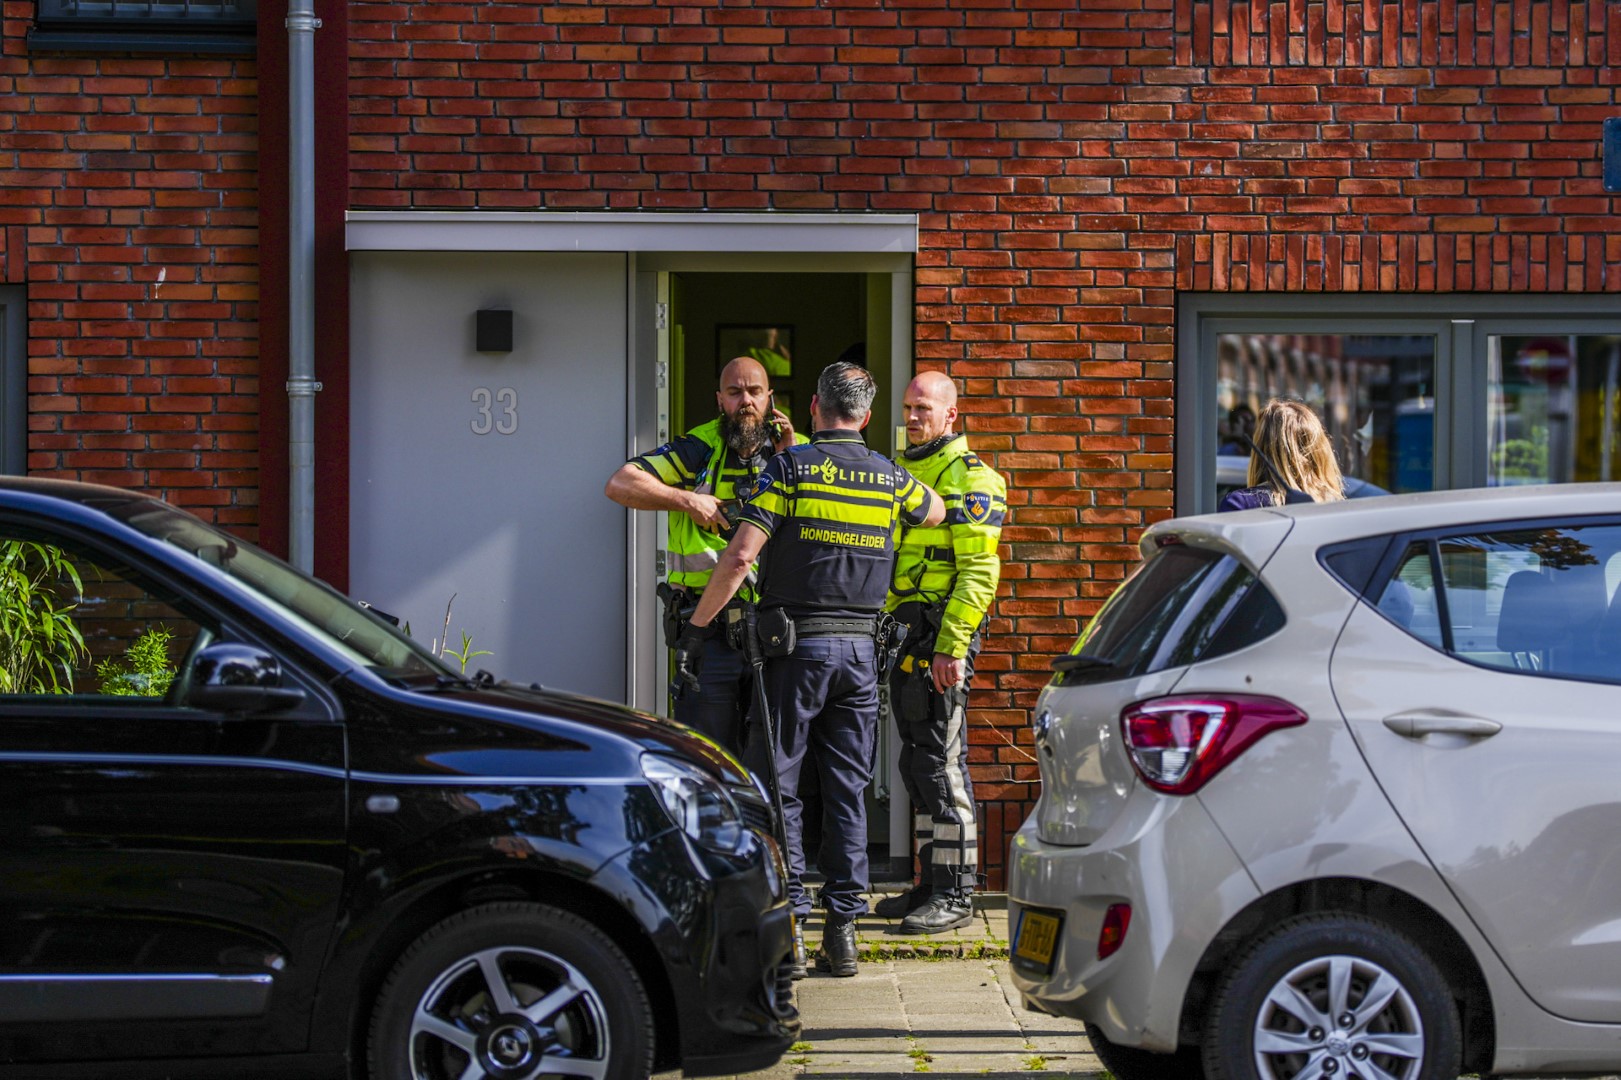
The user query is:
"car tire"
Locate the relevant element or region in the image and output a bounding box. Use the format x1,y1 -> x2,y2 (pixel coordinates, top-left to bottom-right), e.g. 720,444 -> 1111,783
1084,1024 -> 1206,1080
368,901 -> 655,1080
1201,913 -> 1461,1080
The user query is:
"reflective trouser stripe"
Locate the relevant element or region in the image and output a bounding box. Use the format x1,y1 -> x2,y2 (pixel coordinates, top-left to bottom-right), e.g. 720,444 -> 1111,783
890,647 -> 980,892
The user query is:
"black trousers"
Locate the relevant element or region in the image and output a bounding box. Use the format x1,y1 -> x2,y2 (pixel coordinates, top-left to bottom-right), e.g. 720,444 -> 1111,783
672,635 -> 748,755
746,634 -> 877,923
888,635 -> 979,893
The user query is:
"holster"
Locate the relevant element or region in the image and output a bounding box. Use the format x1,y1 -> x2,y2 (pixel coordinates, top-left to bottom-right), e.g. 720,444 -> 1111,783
756,607 -> 796,658
875,612 -> 909,681
892,599 -> 946,660
657,582 -> 698,650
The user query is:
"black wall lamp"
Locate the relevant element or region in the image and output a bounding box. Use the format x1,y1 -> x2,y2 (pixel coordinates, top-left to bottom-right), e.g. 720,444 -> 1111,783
476,309 -> 514,353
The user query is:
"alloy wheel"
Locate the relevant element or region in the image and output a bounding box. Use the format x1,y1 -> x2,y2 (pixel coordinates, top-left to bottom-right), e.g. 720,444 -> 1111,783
407,945 -> 611,1080
1251,954 -> 1424,1080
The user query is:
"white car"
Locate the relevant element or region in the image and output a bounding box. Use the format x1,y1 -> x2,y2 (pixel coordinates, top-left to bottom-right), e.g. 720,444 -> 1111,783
1009,484 -> 1621,1080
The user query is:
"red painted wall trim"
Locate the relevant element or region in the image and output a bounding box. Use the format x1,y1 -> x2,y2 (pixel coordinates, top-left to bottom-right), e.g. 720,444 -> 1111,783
256,0 -> 288,561
313,0 -> 351,593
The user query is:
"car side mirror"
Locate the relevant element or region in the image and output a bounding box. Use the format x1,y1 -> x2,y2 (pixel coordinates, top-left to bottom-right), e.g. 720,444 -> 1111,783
186,643 -> 306,714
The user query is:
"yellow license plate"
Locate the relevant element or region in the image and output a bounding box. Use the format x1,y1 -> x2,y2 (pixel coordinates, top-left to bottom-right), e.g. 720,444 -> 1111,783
1013,909 -> 1062,971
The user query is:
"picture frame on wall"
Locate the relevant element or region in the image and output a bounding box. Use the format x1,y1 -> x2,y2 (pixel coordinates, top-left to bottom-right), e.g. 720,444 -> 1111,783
717,324 -> 793,381
717,324 -> 795,427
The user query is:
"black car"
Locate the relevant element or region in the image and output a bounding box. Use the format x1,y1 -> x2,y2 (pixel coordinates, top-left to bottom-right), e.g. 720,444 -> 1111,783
0,478 -> 798,1079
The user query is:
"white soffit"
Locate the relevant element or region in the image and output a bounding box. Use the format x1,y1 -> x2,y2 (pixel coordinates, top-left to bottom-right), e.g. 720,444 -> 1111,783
345,212 -> 918,254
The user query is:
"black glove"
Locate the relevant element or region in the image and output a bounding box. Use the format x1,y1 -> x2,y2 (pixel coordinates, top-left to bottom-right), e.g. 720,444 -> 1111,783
673,623 -> 706,693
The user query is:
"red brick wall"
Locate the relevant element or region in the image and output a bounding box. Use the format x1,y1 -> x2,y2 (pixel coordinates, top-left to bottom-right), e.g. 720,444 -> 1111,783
1,12 -> 260,533
348,0 -> 1621,886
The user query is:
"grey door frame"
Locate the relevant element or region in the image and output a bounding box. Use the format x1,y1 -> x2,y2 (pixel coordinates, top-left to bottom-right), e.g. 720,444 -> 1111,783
1,286 -> 23,475
1177,294 -> 1621,516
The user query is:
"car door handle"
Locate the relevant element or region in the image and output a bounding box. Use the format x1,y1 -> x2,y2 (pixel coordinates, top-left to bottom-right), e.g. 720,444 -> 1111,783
1381,714 -> 1503,739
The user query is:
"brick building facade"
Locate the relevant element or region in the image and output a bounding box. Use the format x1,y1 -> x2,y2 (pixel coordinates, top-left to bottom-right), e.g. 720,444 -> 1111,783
6,0 -> 1621,886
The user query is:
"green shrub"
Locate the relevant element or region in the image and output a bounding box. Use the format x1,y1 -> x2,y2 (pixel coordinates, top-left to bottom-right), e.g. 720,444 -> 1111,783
0,540 -> 86,694
97,626 -> 177,697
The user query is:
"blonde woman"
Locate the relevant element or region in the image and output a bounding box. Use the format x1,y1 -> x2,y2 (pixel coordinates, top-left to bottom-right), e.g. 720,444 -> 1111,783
1218,398 -> 1346,511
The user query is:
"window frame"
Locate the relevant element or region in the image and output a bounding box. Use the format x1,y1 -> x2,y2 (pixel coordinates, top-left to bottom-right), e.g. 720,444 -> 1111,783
1176,294 -> 1621,516
28,0 -> 255,54
1,287 -> 21,477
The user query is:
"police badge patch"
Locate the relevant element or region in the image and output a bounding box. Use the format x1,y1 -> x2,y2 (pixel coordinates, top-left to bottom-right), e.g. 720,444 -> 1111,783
963,492 -> 993,523
745,473 -> 773,501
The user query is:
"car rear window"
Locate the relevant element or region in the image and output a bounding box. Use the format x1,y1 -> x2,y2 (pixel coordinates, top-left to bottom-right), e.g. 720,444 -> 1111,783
1054,544 -> 1284,686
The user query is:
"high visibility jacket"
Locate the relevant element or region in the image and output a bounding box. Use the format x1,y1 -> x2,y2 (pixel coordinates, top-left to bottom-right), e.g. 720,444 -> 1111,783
739,431 -> 934,619
885,434 -> 1007,659
629,418 -> 807,593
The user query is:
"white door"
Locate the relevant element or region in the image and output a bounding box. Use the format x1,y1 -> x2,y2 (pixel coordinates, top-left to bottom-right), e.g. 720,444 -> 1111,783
350,251 -> 629,700
1331,520 -> 1621,1022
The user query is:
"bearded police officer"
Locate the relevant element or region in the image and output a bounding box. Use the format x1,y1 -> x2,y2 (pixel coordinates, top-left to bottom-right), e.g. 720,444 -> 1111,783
878,371 -> 1007,933
686,362 -> 945,977
605,356 -> 801,751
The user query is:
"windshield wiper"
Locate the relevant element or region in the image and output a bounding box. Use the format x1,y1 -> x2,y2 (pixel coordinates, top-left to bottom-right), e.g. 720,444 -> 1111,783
1050,653 -> 1116,673
431,669 -> 497,691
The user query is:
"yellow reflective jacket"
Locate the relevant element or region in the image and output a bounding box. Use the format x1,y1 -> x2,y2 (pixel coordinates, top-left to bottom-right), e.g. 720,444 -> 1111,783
885,434 -> 1007,659
630,417 -> 807,593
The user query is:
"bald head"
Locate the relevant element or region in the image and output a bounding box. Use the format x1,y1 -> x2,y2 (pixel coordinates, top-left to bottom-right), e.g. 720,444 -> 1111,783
715,355 -> 773,453
902,371 -> 960,447
720,355 -> 770,393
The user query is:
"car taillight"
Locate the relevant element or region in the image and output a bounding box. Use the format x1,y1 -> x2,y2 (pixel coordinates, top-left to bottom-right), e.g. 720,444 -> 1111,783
1098,903 -> 1131,960
1121,695 -> 1307,795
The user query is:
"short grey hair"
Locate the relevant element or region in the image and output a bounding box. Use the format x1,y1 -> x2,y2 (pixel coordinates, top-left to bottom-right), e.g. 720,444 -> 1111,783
816,361 -> 877,424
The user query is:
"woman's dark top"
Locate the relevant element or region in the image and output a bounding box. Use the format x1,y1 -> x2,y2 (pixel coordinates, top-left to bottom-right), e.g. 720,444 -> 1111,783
1217,485 -> 1275,512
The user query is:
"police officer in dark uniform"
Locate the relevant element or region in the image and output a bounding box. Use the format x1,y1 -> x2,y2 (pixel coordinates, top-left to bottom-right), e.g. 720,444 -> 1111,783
685,361 -> 945,977
604,356 -> 801,752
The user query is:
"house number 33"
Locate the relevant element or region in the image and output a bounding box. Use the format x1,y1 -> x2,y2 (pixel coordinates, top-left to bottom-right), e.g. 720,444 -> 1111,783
471,387 -> 518,435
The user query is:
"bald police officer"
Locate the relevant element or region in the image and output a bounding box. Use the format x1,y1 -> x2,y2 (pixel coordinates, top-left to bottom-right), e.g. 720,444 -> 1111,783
878,372 -> 1007,933
605,356 -> 800,751
687,362 -> 945,977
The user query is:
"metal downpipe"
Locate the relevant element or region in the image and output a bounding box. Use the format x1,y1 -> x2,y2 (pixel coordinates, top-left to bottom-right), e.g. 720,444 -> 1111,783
286,0 -> 321,572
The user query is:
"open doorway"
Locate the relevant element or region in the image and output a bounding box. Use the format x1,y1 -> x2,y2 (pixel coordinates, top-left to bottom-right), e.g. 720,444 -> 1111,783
667,272 -> 890,447
650,268 -> 910,880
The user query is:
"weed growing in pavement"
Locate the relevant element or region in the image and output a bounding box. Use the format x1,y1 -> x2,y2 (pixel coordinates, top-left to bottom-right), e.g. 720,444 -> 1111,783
788,1041 -> 813,1053
1022,1054 -> 1049,1071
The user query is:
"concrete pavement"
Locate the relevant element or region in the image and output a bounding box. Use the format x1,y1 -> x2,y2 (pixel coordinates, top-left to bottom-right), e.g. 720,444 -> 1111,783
658,891 -> 1621,1080
735,957 -> 1102,1079
656,891 -> 1108,1080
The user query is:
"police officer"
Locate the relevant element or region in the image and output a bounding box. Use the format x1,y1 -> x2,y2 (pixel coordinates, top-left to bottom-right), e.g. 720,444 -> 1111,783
878,371 -> 1006,933
604,356 -> 800,751
686,361 -> 945,977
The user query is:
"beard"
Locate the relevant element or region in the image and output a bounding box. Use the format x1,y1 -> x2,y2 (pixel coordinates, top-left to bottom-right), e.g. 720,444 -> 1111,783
720,408 -> 769,456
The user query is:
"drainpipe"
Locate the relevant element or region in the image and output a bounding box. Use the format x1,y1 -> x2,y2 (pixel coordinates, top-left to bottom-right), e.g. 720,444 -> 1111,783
285,0 -> 321,573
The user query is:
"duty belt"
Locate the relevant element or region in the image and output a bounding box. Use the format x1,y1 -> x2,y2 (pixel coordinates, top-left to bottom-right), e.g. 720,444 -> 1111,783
795,615 -> 877,638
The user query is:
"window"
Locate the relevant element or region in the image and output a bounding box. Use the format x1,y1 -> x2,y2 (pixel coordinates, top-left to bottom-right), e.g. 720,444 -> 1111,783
1178,295 -> 1621,515
1376,543 -> 1443,649
0,532 -> 211,701
29,0 -> 255,54
1215,332 -> 1437,501
1057,544 -> 1284,686
1488,334 -> 1621,486
1371,522 -> 1621,683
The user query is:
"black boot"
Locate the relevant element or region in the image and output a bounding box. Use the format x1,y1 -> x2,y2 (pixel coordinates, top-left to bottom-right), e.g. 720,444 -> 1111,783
900,892 -> 974,935
873,883 -> 931,920
814,919 -> 859,977
788,923 -> 808,981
